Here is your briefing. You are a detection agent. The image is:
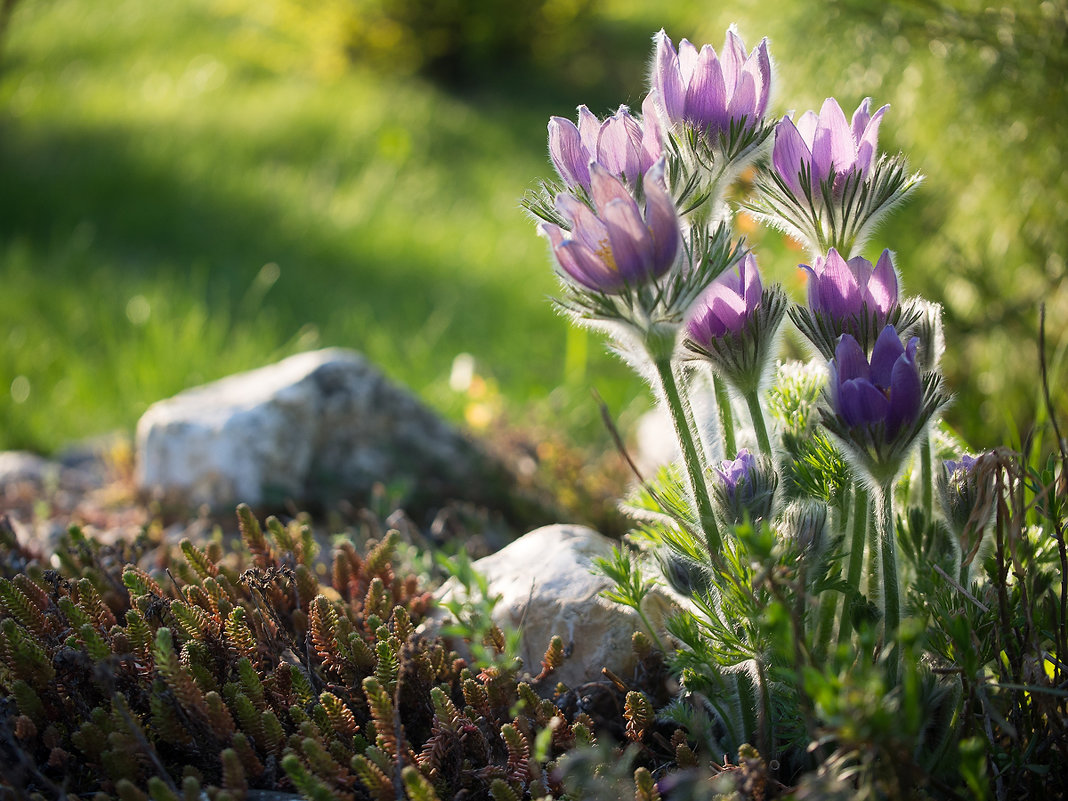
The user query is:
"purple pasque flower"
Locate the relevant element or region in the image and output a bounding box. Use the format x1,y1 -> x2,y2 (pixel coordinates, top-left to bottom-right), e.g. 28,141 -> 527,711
716,448 -> 759,496
773,97 -> 889,197
686,253 -> 762,343
548,96 -> 662,194
714,448 -> 777,524
653,28 -> 771,138
804,248 -> 898,325
829,325 -> 921,443
538,161 -> 680,294
683,252 -> 787,394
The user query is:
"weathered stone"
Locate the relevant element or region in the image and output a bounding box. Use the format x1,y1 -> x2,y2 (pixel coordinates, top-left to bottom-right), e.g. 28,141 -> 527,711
136,348 -> 509,511
431,524 -> 680,688
0,451 -> 57,487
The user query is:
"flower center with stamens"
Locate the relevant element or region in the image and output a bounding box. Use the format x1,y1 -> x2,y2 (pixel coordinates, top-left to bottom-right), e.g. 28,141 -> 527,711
595,239 -> 618,272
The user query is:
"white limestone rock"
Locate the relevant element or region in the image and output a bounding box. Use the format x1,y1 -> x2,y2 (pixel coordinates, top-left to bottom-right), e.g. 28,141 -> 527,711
431,524 -> 680,688
136,348 -> 503,510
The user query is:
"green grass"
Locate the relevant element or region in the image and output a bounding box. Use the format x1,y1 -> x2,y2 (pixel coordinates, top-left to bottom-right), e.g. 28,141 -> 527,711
0,0 -> 682,452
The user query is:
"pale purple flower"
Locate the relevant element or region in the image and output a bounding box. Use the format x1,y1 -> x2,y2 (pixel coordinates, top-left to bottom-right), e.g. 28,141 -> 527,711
716,448 -> 759,497
538,162 -> 679,294
686,254 -> 763,344
548,96 -> 662,193
653,28 -> 771,138
803,248 -> 898,327
829,326 -> 922,442
773,97 -> 889,196
944,454 -> 979,479
714,448 -> 777,523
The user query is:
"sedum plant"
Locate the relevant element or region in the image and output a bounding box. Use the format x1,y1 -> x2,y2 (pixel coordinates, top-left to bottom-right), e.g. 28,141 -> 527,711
528,22 -> 1066,799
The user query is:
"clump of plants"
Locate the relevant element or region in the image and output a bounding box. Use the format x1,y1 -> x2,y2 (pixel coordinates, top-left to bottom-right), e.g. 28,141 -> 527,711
526,23 -> 1067,798
0,506 -> 678,800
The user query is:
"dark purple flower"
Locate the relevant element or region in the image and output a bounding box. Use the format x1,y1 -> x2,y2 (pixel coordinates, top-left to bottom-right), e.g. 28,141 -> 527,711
548,96 -> 662,194
803,248 -> 898,325
686,254 -> 763,344
653,28 -> 771,138
538,162 -> 680,294
829,326 -> 922,442
773,97 -> 889,197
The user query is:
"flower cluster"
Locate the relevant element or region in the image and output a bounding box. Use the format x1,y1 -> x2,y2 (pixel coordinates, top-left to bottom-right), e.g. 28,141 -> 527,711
531,24 -> 977,777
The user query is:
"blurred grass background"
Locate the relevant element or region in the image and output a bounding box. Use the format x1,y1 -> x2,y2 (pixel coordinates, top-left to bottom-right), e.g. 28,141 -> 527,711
0,0 -> 1064,458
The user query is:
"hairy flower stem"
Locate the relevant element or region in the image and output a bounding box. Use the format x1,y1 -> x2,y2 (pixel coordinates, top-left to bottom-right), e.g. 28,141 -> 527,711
744,389 -> 773,458
656,359 -> 722,553
714,375 -> 737,458
736,671 -> 760,753
878,483 -> 901,683
837,485 -> 869,649
920,433 -> 933,520
814,488 -> 850,659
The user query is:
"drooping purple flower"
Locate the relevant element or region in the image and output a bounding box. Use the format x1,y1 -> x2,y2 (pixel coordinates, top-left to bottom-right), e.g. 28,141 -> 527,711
538,161 -> 680,294
548,96 -> 662,194
829,326 -> 922,442
773,97 -> 889,196
653,28 -> 771,138
803,248 -> 898,326
686,254 -> 763,344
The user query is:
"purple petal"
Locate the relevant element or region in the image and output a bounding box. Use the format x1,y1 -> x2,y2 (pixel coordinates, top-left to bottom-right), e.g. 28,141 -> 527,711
811,98 -> 855,186
739,253 -> 762,312
555,194 -> 608,254
795,110 -> 818,147
654,31 -> 685,123
557,239 -> 624,292
752,38 -> 772,118
885,338 -> 921,439
589,162 -> 633,216
642,163 -> 680,275
576,105 -> 600,153
597,109 -> 643,184
728,66 -> 757,127
856,103 -> 889,178
772,116 -> 808,197
850,98 -> 872,143
869,325 -> 905,391
816,248 -> 862,319
678,38 -> 700,84
639,91 -> 663,171
839,378 -> 891,427
685,44 -> 727,130
548,116 -> 590,191
833,333 -> 870,382
601,197 -> 654,283
866,249 -> 899,316
720,29 -> 747,89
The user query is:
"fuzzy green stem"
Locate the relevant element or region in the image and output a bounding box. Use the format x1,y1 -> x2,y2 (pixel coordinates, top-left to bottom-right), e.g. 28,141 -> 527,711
920,433 -> 933,520
656,359 -> 722,553
736,671 -> 760,752
714,375 -> 737,458
635,606 -> 667,654
744,389 -> 773,458
837,485 -> 869,648
879,482 -> 901,682
814,487 -> 850,659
